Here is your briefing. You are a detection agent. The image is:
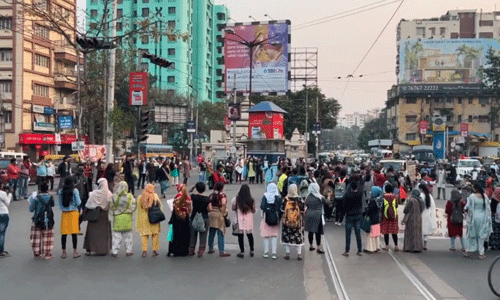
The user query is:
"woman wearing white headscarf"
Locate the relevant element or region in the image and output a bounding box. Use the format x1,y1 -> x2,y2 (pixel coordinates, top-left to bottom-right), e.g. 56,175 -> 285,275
83,178 -> 112,256
304,183 -> 325,254
281,184 -> 305,260
260,183 -> 282,259
109,181 -> 137,258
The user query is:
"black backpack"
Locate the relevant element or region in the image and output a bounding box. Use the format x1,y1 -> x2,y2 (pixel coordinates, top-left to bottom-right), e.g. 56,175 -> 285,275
35,196 -> 54,230
264,196 -> 280,226
450,201 -> 463,225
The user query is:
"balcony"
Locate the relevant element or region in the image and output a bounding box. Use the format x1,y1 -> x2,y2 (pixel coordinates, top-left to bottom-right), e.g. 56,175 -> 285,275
54,71 -> 77,91
54,40 -> 77,63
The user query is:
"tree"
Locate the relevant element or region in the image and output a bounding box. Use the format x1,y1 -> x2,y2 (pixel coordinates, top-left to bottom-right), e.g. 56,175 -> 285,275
358,115 -> 390,151
479,47 -> 500,139
197,101 -> 228,140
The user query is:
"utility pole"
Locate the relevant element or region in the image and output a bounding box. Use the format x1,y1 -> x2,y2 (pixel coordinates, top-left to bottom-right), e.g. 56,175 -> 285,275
189,85 -> 194,162
232,74 -> 237,158
105,0 -> 117,164
304,84 -> 308,157
315,97 -> 319,159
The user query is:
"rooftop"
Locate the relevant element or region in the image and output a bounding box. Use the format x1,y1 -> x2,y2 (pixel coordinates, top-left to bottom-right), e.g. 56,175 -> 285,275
247,101 -> 287,113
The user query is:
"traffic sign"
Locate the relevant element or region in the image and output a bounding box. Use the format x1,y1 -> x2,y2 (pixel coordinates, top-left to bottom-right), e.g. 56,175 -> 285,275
230,146 -> 236,154
71,141 -> 85,151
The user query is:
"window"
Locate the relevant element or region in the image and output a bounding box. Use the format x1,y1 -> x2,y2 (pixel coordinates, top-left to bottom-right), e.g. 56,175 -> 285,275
406,97 -> 417,104
89,23 -> 97,30
168,48 -> 175,55
142,8 -> 149,17
480,20 -> 494,26
34,0 -> 48,10
451,32 -> 459,39
0,17 -> 12,30
117,0 -> 123,3
406,133 -> 417,141
425,98 -> 430,104
167,20 -> 175,29
167,76 -> 175,83
141,35 -> 149,44
116,22 -> 122,31
143,0 -> 149,3
480,97 -> 489,106
425,115 -> 430,121
166,89 -> 175,96
496,134 -> 499,143
117,9 -> 123,18
133,11 -> 137,17
468,115 -> 473,122
217,12 -> 226,20
4,110 -> 11,124
429,27 -> 435,35
0,81 -> 11,93
0,49 -> 12,62
446,115 -> 452,122
35,54 -> 50,68
479,115 -> 489,123
168,7 -> 175,14
468,98 -> 473,104
34,84 -> 49,97
90,10 -> 98,17
479,32 -> 494,38
33,24 -> 49,39
457,97 -> 462,104
91,0 -> 97,3
457,115 -> 462,123
416,27 -> 425,37
405,115 -> 417,122
440,27 -> 446,35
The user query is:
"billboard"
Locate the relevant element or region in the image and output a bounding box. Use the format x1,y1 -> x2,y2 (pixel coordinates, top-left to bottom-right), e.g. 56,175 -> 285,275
79,145 -> 106,162
58,115 -> 73,129
399,38 -> 500,85
154,105 -> 188,124
224,20 -> 290,95
129,72 -> 149,106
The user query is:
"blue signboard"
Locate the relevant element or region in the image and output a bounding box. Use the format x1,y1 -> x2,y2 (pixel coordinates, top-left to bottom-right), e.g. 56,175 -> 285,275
44,107 -> 54,115
433,132 -> 445,159
58,115 -> 73,129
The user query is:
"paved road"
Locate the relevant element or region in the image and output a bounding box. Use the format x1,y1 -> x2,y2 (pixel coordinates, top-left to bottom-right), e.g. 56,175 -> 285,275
0,178 -> 334,300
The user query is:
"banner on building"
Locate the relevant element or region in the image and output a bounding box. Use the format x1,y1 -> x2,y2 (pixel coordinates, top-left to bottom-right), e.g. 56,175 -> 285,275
433,132 -> 445,159
224,20 -> 291,95
78,145 -> 106,162
129,72 -> 149,106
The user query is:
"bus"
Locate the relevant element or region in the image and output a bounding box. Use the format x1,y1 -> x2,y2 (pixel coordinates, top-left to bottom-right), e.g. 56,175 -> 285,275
139,144 -> 176,158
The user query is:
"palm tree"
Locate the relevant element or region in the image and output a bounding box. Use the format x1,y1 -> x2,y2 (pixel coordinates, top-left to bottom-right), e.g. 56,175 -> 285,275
456,45 -> 482,68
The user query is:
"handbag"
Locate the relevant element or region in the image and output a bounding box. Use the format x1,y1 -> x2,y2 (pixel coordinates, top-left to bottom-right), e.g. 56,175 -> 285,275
224,215 -> 231,228
85,207 -> 101,222
148,202 -> 166,224
113,214 -> 133,232
191,212 -> 206,232
360,215 -> 371,233
232,210 -> 241,236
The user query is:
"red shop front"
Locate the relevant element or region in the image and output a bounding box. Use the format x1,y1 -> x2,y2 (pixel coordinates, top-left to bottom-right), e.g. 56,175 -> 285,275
19,133 -> 89,160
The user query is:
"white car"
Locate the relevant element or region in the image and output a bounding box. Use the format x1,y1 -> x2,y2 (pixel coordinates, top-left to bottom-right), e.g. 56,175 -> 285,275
456,159 -> 482,178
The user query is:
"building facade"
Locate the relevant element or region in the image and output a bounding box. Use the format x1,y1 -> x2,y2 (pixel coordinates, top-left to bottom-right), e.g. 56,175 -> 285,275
0,0 -> 78,155
387,9 -> 500,155
340,111 -> 377,129
86,0 -> 229,103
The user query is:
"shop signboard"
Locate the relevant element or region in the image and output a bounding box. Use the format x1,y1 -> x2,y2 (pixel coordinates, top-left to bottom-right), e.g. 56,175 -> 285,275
33,122 -> 55,132
58,115 -> 73,129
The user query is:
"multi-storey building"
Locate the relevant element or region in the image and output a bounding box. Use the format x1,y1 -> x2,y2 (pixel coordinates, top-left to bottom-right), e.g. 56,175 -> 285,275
86,0 -> 229,103
0,0 -> 79,156
387,9 -> 500,155
339,111 -> 377,129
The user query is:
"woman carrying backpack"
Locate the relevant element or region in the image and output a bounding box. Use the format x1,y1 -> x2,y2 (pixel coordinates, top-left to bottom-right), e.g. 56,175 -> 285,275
260,183 -> 282,259
232,184 -> 256,258
58,177 -> 82,259
489,187 -> 500,250
305,183 -> 325,254
381,184 -> 399,251
281,184 -> 305,260
29,182 -> 55,259
419,183 -> 437,251
189,182 -> 211,257
445,189 -> 465,251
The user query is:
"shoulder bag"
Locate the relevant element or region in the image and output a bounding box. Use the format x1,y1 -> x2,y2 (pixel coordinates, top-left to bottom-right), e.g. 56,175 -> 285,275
84,207 -> 101,222
112,195 -> 134,232
232,209 -> 241,236
148,201 -> 166,224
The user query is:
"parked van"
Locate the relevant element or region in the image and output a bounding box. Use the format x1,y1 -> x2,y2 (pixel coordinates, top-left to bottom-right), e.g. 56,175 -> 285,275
0,152 -> 27,159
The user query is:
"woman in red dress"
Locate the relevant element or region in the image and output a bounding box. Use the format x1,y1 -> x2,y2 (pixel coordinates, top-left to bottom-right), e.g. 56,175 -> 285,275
445,189 -> 465,251
381,184 -> 399,251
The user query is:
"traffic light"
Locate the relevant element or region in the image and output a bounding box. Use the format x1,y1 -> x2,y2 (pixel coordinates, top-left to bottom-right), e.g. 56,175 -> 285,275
138,110 -> 151,143
142,52 -> 173,68
76,37 -> 114,50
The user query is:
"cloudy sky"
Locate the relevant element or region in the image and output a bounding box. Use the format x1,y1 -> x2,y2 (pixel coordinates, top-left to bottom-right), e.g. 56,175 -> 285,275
221,0 -> 497,116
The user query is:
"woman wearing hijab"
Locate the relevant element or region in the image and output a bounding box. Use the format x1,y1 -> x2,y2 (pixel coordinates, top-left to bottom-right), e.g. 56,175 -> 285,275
260,183 -> 282,259
464,183 -> 492,259
489,187 -> 500,250
402,189 -> 424,253
109,181 -> 137,258
363,186 -> 383,253
418,183 -> 437,250
304,183 -> 325,254
207,182 -> 230,257
232,185 -> 256,258
446,189 -> 465,251
168,184 -> 192,257
136,183 -> 162,257
281,184 -> 305,260
83,178 -> 112,256
58,177 -> 81,258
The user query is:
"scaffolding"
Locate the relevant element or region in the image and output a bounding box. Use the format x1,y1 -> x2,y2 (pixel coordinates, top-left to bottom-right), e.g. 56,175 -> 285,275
291,47 -> 318,91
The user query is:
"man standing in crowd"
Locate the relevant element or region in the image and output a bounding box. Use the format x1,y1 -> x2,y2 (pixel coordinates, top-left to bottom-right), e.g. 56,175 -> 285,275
182,156 -> 191,185
137,159 -> 147,189
57,156 -> 71,191
198,158 -> 207,183
342,181 -> 363,257
7,158 -> 19,201
73,163 -> 90,209
19,156 -> 31,200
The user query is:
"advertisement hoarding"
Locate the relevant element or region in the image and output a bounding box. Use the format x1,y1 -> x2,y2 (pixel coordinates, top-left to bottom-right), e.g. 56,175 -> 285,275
399,38 -> 500,85
58,115 -> 73,129
418,120 -> 428,135
79,145 -> 106,162
224,20 -> 290,95
129,72 -> 149,106
460,123 -> 469,137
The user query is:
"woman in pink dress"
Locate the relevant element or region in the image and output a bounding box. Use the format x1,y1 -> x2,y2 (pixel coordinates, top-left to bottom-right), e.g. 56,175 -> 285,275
232,184 -> 255,258
260,183 -> 282,259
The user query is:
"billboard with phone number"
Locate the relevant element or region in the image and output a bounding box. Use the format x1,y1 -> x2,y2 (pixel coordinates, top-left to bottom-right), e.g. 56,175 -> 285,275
224,20 -> 290,95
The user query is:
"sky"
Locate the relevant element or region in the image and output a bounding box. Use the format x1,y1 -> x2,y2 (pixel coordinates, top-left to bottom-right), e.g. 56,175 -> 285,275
75,0 -> 498,116
220,0 -> 497,116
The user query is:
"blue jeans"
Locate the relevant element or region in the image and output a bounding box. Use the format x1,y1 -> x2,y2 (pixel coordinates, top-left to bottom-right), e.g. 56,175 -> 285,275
0,214 -> 9,253
345,215 -> 362,253
199,171 -> 205,183
8,179 -> 17,201
18,176 -> 28,198
208,228 -> 225,253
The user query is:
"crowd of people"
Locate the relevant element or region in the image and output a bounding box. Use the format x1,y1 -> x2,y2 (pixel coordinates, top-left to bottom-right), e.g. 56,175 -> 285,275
0,153 -> 498,262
